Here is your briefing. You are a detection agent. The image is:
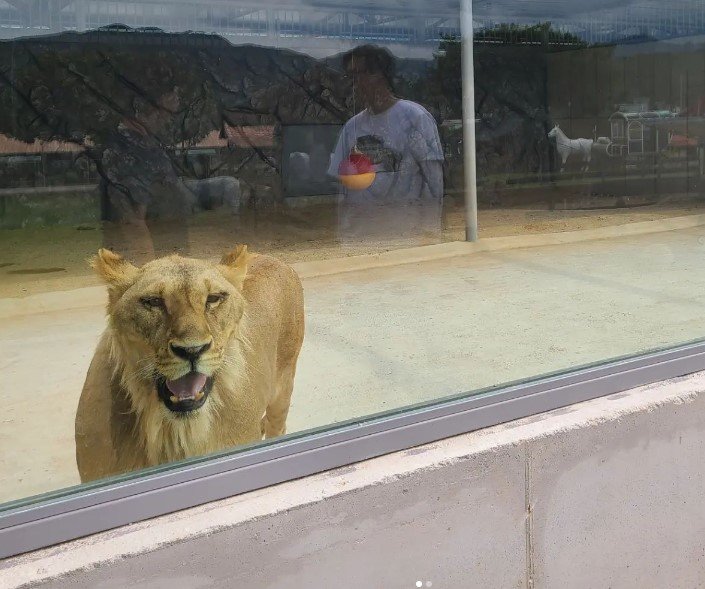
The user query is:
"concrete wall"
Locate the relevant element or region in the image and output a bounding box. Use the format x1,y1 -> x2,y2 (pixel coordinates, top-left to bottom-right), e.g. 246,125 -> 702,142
3,372 -> 705,589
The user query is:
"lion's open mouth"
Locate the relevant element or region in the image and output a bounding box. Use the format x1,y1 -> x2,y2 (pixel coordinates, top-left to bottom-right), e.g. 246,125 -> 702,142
156,372 -> 213,414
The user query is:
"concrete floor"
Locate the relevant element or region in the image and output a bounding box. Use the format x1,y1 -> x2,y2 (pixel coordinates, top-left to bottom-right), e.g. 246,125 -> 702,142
3,226 -> 705,504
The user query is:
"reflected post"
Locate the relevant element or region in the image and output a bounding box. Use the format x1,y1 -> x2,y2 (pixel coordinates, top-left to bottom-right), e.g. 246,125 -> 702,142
461,0 -> 478,242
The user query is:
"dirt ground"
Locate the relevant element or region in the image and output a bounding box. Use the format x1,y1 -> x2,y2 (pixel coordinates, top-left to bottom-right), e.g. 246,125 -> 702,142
2,197 -> 705,298
4,225 -> 705,504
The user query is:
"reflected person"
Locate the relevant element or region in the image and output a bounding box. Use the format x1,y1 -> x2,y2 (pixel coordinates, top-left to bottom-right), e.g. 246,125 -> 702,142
100,88 -> 196,263
328,44 -> 444,246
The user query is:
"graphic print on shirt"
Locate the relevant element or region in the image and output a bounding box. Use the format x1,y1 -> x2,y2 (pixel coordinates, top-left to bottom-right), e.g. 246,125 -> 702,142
354,134 -> 402,174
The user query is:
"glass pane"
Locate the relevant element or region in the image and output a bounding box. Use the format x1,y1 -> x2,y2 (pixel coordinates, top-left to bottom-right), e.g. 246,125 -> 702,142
2,0 -> 705,509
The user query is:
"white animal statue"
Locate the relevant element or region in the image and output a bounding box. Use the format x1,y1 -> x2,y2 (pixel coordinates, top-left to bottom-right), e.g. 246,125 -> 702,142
289,151 -> 311,181
548,124 -> 593,172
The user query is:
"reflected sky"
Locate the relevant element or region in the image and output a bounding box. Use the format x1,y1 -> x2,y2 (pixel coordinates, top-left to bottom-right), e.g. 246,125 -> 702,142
475,0 -> 702,20
472,0 -> 705,43
0,0 -> 704,45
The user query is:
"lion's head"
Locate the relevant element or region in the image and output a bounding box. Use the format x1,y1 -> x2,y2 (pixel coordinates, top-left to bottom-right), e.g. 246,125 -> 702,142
92,246 -> 250,419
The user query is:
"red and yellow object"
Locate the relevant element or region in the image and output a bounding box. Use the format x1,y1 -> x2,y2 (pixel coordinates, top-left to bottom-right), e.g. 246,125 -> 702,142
338,153 -> 376,190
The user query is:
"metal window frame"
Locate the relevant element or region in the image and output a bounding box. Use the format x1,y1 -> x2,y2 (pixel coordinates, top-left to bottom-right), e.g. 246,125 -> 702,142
2,340 -> 705,558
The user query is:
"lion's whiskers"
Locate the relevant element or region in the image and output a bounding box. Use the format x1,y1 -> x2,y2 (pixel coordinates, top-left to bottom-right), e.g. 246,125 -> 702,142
123,358 -> 157,385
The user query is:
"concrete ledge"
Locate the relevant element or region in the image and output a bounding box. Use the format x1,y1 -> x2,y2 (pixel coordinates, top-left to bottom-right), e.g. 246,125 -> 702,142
2,371 -> 705,588
2,212 -> 705,320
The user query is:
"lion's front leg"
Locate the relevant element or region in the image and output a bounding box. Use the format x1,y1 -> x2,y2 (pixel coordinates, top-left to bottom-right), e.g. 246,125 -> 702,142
262,365 -> 296,439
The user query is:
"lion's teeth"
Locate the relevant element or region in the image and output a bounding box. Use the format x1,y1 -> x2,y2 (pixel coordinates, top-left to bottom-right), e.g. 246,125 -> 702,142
167,391 -> 204,404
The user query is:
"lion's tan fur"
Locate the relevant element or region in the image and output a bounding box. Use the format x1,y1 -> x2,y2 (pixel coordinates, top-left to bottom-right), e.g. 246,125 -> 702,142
75,246 -> 304,482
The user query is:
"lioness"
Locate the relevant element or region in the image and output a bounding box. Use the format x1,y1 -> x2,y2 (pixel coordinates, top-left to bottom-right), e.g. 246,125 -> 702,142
75,245 -> 304,482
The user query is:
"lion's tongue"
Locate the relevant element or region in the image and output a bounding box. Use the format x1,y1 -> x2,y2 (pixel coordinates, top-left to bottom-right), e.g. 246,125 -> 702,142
166,373 -> 207,400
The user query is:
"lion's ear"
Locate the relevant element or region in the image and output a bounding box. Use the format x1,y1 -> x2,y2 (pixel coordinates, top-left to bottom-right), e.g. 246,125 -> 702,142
90,249 -> 139,299
219,244 -> 250,288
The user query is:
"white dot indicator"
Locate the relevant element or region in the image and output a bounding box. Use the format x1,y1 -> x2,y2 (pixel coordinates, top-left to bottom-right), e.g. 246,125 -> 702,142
416,583 -> 423,588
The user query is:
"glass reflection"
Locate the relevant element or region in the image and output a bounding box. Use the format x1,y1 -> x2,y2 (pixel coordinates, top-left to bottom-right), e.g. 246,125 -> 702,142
3,0 -> 705,509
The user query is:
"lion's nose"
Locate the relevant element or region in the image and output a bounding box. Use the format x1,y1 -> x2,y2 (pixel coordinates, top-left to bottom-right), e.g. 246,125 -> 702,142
170,341 -> 212,362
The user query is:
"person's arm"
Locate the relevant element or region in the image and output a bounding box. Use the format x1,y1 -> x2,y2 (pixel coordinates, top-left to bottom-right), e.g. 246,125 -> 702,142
327,124 -> 350,180
408,107 -> 445,200
419,159 -> 444,200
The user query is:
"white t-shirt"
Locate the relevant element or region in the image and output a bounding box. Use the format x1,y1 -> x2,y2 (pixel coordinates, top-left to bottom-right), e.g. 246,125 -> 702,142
328,99 -> 444,245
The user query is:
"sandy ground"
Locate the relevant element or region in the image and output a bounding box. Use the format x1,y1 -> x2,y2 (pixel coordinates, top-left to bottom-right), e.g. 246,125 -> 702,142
2,225 -> 705,506
3,198 -> 705,297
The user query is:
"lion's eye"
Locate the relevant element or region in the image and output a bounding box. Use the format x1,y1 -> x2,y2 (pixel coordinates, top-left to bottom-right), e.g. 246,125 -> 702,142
206,293 -> 227,308
140,296 -> 165,309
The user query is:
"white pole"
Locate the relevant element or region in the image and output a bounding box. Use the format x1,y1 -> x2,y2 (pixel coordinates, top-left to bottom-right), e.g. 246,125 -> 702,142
460,0 -> 478,241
